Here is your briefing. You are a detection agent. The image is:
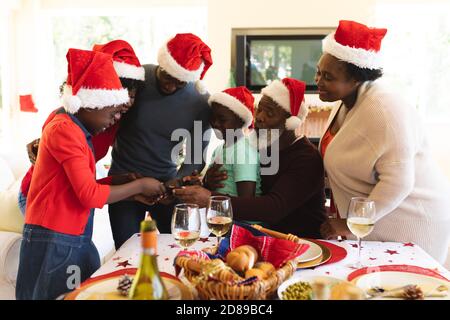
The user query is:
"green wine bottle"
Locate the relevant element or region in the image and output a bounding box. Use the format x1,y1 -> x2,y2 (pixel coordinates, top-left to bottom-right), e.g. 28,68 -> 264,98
128,218 -> 168,300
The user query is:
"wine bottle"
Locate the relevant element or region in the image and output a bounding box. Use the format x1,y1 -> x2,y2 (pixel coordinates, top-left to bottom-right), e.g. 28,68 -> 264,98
128,218 -> 168,300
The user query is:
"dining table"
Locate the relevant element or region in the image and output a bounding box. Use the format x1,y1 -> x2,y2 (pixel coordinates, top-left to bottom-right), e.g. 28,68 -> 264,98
90,233 -> 450,296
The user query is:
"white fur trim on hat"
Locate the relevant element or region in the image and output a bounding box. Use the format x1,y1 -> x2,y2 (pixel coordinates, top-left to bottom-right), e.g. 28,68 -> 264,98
62,85 -> 129,114
113,61 -> 145,81
209,92 -> 253,128
285,101 -> 309,130
195,80 -> 208,95
260,80 -> 290,113
322,33 -> 383,70
285,116 -> 302,131
157,43 -> 204,82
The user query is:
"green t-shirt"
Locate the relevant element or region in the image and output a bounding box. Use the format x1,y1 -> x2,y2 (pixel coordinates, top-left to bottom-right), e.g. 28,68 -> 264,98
210,136 -> 262,197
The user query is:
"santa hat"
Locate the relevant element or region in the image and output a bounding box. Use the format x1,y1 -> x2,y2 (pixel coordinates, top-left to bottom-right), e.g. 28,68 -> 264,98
62,48 -> 129,114
92,39 -> 145,81
208,86 -> 254,129
322,20 -> 388,70
261,78 -> 308,130
157,33 -> 212,94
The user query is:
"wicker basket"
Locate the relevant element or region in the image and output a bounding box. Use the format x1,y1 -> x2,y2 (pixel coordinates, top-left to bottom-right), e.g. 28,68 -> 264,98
175,225 -> 303,300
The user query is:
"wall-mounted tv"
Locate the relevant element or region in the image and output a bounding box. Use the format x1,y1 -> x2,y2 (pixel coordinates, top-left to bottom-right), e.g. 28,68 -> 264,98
232,28 -> 334,93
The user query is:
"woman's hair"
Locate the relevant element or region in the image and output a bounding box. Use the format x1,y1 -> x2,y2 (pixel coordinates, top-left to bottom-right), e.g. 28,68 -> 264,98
120,78 -> 143,91
344,62 -> 383,82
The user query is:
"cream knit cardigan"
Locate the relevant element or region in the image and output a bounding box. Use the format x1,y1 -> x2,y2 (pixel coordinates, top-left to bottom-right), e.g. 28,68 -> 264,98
320,80 -> 450,263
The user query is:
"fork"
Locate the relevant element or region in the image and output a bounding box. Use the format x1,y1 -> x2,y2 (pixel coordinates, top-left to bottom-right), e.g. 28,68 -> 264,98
366,284 -> 415,299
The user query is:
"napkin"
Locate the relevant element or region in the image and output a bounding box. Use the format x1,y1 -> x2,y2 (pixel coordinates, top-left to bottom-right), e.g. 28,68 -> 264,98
228,223 -> 310,268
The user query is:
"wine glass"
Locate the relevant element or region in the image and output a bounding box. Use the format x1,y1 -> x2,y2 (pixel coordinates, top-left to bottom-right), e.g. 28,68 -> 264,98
346,197 -> 376,268
206,196 -> 233,247
171,203 -> 201,250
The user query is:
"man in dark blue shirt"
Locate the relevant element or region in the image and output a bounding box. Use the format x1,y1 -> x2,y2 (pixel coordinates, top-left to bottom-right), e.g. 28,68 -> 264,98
109,33 -> 213,248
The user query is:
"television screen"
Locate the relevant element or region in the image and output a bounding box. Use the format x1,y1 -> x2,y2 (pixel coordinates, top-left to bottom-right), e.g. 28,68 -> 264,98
235,35 -> 326,93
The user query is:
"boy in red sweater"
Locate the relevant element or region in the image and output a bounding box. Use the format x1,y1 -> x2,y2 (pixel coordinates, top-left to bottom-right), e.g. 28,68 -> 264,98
16,48 -> 165,300
19,40 -> 145,214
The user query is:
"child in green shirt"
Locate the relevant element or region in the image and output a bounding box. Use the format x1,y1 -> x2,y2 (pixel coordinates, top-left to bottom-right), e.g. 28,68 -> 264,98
207,86 -> 261,197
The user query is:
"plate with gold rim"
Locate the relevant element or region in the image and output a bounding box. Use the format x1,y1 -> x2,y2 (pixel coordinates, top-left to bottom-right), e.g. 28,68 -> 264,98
297,240 -> 331,269
64,269 -> 193,300
295,239 -> 323,263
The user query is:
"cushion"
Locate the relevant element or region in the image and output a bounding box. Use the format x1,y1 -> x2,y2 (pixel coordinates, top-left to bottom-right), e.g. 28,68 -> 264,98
0,179 -> 24,233
0,157 -> 15,192
0,231 -> 22,286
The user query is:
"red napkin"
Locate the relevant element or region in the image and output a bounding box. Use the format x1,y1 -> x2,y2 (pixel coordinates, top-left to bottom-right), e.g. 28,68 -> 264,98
229,224 -> 310,268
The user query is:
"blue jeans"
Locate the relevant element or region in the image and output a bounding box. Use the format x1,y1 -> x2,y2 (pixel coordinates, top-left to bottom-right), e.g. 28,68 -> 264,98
15,212 -> 100,300
18,190 -> 27,215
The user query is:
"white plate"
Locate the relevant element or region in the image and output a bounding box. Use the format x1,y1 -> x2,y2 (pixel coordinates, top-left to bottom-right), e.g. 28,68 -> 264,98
354,271 -> 450,300
296,239 -> 322,263
278,275 -> 363,300
65,274 -> 193,300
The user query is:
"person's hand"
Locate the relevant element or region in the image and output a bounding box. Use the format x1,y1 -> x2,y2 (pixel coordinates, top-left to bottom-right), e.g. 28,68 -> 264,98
173,185 -> 211,208
320,218 -> 352,240
26,138 -> 40,164
133,193 -> 164,206
111,172 -> 143,185
158,194 -> 176,205
182,170 -> 203,186
140,177 -> 166,198
204,164 -> 227,190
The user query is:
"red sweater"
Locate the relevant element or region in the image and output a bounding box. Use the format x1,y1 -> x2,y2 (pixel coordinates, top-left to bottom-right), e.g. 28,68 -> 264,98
25,113 -> 110,235
20,108 -> 118,196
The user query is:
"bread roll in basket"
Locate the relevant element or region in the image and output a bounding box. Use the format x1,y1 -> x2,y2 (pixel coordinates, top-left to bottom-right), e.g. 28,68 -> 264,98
174,226 -> 302,300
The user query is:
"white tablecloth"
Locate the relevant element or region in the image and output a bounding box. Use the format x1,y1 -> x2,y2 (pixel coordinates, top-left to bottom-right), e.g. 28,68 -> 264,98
92,234 -> 450,281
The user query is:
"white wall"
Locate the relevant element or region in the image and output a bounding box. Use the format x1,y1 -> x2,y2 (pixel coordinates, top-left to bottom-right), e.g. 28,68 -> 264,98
1,0 -> 449,182
205,0 -> 450,183
206,0 -> 376,93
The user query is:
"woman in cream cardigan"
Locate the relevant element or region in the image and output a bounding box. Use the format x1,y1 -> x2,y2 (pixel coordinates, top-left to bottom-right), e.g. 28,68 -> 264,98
317,20 -> 450,263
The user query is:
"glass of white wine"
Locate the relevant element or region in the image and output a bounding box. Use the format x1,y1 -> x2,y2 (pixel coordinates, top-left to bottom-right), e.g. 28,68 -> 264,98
206,196 -> 233,247
346,197 -> 376,268
171,203 -> 201,250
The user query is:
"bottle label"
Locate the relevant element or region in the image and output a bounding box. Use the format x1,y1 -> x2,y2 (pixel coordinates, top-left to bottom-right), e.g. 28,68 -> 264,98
142,230 -> 157,252
143,248 -> 156,255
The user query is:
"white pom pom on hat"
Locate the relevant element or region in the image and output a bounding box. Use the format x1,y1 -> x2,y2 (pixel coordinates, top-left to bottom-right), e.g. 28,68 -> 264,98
260,78 -> 308,131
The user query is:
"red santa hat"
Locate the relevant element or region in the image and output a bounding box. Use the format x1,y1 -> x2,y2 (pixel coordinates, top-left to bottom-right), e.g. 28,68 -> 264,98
62,48 -> 129,114
322,20 -> 388,70
157,33 -> 212,94
260,78 -> 308,130
208,86 -> 255,129
92,39 -> 145,81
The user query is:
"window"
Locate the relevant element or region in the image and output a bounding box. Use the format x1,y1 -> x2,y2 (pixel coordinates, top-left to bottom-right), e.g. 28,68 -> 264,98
375,2 -> 450,122
36,6 -> 207,114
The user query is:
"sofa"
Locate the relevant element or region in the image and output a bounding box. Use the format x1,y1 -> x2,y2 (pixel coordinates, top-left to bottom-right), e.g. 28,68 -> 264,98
0,148 -> 115,300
